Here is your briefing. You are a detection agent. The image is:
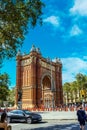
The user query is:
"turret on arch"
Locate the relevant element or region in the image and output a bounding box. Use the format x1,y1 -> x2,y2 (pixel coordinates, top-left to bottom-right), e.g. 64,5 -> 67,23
16,45 -> 63,108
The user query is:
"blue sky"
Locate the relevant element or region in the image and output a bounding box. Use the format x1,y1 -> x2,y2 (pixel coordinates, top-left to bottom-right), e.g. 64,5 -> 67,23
1,0 -> 87,88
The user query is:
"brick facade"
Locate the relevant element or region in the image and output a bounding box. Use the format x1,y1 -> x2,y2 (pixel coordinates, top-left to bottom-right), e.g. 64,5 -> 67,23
16,45 -> 63,109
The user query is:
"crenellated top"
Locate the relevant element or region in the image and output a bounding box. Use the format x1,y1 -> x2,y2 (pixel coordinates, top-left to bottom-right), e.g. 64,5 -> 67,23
55,57 -> 62,64
16,49 -> 21,56
30,44 -> 36,52
16,44 -> 41,59
30,44 -> 41,54
16,44 -> 62,67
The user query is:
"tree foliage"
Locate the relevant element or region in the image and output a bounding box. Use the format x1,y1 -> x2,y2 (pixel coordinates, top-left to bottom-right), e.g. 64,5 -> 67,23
75,73 -> 87,89
7,87 -> 16,106
63,73 -> 87,104
0,0 -> 44,62
0,73 -> 10,104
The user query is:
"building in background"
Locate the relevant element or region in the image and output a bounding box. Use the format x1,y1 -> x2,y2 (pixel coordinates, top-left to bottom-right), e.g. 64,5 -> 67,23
16,45 -> 63,109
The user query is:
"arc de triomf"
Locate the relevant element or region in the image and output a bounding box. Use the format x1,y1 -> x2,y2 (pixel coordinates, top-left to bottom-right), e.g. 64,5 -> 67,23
16,45 -> 63,109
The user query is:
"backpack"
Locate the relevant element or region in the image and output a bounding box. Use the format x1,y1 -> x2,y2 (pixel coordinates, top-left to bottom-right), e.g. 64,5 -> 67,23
84,114 -> 87,121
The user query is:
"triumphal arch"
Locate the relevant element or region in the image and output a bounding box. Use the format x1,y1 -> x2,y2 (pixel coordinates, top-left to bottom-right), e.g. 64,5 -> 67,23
16,45 -> 63,108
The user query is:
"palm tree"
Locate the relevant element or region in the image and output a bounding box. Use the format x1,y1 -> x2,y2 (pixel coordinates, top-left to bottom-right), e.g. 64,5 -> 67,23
70,81 -> 76,103
63,82 -> 71,105
75,73 -> 87,102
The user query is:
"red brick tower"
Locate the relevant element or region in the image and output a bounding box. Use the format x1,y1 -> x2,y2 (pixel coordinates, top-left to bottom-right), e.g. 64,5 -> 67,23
16,45 -> 63,108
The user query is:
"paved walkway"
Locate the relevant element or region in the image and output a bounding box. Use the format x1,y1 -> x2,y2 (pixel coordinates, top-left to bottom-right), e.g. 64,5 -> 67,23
0,111 -> 82,120
0,110 -> 87,120
38,111 -> 82,120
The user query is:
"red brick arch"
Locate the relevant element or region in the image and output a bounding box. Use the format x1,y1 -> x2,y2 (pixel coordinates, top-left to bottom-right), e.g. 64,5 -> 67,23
16,47 -> 63,109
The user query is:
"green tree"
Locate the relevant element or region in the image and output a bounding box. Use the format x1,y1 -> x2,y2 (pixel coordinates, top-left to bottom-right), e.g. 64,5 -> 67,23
0,0 -> 44,63
75,73 -> 87,99
63,82 -> 71,104
70,81 -> 78,103
0,73 -> 10,106
75,73 -> 86,90
63,73 -> 87,104
7,87 -> 16,106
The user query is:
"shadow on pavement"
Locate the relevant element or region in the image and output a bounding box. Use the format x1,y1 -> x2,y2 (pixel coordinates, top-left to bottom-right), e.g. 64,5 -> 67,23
27,123 -> 78,130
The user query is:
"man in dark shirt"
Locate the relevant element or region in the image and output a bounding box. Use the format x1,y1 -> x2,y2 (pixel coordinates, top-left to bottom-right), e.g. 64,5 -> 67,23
77,104 -> 87,130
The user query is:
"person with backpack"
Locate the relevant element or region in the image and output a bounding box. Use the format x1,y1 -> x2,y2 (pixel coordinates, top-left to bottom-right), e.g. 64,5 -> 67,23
77,103 -> 87,130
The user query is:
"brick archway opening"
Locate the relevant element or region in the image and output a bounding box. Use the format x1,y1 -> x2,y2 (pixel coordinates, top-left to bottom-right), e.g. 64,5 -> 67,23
42,75 -> 54,108
42,75 -> 51,90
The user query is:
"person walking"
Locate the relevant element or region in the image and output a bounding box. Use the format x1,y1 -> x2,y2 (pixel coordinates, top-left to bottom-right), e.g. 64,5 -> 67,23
0,109 -> 12,130
0,112 -> 7,130
77,103 -> 87,130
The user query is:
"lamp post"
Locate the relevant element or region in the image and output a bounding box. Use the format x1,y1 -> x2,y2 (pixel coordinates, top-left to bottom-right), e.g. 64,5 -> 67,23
52,88 -> 55,110
80,89 -> 85,108
64,92 -> 67,106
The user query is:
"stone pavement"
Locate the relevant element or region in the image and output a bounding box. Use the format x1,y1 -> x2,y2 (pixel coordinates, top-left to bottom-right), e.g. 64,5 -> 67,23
0,111 -> 77,120
0,110 -> 87,120
37,111 -> 79,120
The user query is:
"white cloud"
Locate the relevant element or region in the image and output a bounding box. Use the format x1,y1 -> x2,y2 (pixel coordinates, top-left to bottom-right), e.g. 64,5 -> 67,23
70,25 -> 82,36
61,57 -> 87,84
70,0 -> 87,16
43,16 -> 60,27
83,56 -> 87,60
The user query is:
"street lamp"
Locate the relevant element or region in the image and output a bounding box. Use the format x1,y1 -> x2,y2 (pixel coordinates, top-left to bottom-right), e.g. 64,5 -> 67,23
80,89 -> 86,108
52,89 -> 55,110
63,92 -> 67,106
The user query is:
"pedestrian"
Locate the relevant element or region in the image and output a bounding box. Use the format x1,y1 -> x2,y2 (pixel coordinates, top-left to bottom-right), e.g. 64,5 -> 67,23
77,103 -> 87,130
0,112 -> 7,130
0,109 -> 12,130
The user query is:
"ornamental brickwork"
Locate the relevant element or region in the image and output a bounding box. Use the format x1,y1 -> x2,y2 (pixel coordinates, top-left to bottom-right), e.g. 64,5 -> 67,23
16,45 -> 63,109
